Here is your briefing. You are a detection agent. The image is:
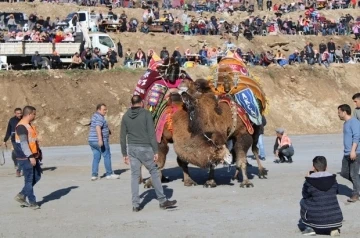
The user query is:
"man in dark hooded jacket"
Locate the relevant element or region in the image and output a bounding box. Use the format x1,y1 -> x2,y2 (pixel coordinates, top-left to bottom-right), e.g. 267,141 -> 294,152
120,95 -> 177,212
300,156 -> 343,236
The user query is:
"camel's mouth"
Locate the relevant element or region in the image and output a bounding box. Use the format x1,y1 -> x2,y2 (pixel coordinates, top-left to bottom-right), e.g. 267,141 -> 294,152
216,146 -> 232,165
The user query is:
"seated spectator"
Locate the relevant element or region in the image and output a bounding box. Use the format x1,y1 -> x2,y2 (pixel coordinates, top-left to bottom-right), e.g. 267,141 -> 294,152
160,47 -> 170,60
124,48 -> 134,66
299,156 -> 343,236
321,50 -> 330,68
140,23 -> 149,34
147,49 -> 154,66
288,50 -> 301,65
134,48 -> 146,67
51,51 -> 62,69
69,52 -> 84,69
31,51 -> 46,70
106,48 -> 118,69
198,46 -> 209,66
15,32 -> 23,41
335,46 -> 343,63
243,26 -> 253,40
63,32 -> 74,42
92,47 -> 103,70
273,128 -> 294,163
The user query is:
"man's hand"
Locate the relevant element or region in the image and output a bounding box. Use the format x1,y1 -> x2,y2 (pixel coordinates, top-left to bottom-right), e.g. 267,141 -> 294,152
1,142 -> 6,148
275,150 -> 279,157
29,157 -> 36,166
124,156 -> 129,165
98,139 -> 103,148
350,151 -> 357,161
154,154 -> 158,163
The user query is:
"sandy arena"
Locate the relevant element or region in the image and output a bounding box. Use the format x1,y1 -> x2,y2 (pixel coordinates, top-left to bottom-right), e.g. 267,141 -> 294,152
0,134 -> 359,238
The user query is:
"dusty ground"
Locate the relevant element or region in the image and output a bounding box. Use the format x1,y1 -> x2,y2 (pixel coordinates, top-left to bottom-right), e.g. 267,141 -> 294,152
0,134 -> 359,238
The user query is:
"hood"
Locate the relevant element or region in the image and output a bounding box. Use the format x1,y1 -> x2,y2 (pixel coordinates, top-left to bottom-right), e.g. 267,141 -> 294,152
127,107 -> 145,119
305,171 -> 336,192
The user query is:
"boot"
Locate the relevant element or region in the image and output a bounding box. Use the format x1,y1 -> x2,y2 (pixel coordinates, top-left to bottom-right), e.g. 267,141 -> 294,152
159,200 -> 177,209
279,155 -> 286,163
347,194 -> 359,203
287,157 -> 293,163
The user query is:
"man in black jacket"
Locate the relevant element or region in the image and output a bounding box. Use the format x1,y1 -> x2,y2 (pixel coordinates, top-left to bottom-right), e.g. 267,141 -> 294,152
160,47 -> 169,60
300,156 -> 343,236
327,38 -> 336,63
3,108 -> 22,176
120,95 -> 177,212
318,40 -> 327,54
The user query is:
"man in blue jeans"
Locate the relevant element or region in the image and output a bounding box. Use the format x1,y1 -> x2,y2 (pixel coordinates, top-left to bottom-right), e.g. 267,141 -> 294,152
337,104 -> 360,202
13,106 -> 41,210
88,103 -> 119,181
257,116 -> 267,160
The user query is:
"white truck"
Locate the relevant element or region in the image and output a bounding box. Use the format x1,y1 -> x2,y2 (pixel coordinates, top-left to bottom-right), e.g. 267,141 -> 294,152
0,32 -> 116,69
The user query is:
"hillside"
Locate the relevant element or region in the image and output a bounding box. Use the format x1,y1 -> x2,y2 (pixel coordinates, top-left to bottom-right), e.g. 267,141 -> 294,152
0,64 -> 358,146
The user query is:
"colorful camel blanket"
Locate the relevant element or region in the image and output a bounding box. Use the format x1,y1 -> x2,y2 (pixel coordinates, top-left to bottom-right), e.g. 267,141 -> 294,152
219,97 -> 254,135
234,88 -> 262,126
155,103 -> 181,143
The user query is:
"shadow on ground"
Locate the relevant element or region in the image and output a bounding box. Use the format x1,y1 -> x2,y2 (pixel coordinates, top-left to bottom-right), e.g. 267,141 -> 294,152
38,186 -> 79,206
100,169 -> 129,178
140,185 -> 173,208
42,166 -> 57,172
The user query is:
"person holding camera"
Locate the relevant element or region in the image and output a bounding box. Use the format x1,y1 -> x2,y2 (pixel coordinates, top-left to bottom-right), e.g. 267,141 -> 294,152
300,156 -> 343,236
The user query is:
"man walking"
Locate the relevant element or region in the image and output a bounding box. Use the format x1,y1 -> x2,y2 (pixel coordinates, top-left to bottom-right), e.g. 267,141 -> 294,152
120,95 -> 177,212
13,106 -> 41,209
337,104 -> 360,202
257,116 -> 267,161
3,108 -> 22,177
88,103 -> 119,181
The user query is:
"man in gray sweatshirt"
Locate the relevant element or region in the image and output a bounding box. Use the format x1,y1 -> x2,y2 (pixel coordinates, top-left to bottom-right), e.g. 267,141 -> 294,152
338,104 -> 360,202
120,95 -> 177,212
352,93 -> 360,120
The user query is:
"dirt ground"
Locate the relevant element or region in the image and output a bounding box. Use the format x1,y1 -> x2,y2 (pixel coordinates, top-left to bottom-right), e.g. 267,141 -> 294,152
0,134 -> 359,238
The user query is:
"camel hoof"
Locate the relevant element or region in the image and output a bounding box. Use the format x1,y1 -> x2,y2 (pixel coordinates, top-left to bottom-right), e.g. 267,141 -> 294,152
184,179 -> 197,187
203,180 -> 217,188
144,180 -> 154,189
240,181 -> 254,188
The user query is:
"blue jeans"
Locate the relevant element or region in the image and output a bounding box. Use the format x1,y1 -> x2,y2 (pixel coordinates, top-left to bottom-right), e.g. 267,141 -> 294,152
18,159 -> 41,204
89,140 -> 113,177
257,134 -> 266,158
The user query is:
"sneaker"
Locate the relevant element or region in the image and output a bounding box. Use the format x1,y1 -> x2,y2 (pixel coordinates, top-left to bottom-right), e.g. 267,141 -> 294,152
91,176 -> 98,181
302,227 -> 316,236
330,229 -> 340,237
132,206 -> 142,212
159,200 -> 177,210
14,193 -> 29,207
28,203 -> 40,210
347,194 -> 359,203
106,174 -> 120,180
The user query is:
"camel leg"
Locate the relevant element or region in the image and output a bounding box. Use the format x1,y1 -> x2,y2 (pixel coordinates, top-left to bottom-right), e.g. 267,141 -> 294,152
177,157 -> 197,186
235,134 -> 254,188
144,139 -> 169,188
252,143 -> 268,179
204,164 -> 217,188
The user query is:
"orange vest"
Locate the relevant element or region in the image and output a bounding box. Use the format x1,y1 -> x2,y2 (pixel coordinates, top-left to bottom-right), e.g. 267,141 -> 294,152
15,121 -> 38,154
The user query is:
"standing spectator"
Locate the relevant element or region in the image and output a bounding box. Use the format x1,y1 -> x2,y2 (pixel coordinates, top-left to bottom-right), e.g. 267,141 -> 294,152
266,0 -> 272,11
273,128 -> 294,163
318,40 -> 327,54
337,104 -> 360,202
257,116 -> 267,161
88,104 -> 119,181
3,108 -> 22,176
117,40 -> 123,58
299,156 -> 343,236
352,93 -> 360,120
13,106 -> 42,210
327,38 -> 336,63
120,95 -> 177,211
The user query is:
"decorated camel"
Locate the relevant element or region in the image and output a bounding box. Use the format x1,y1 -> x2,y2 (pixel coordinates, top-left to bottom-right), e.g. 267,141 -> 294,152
133,56 -> 232,188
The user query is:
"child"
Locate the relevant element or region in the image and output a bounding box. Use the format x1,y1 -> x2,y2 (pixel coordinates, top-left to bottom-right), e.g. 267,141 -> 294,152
300,156 -> 343,236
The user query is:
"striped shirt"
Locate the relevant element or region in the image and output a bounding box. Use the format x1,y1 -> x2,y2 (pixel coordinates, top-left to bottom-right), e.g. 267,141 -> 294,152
88,112 -> 109,142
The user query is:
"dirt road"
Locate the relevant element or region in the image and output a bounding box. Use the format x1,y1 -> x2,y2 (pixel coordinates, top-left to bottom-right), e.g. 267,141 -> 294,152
0,134 -> 359,238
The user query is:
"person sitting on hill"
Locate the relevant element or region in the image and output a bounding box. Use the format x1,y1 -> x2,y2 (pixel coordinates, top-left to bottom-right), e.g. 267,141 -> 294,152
68,52 -> 84,69
124,48 -> 134,66
134,48 -> 146,67
273,128 -> 294,163
299,156 -> 343,236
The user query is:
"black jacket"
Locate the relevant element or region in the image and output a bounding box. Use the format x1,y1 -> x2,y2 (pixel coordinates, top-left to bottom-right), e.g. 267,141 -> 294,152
3,116 -> 21,143
300,172 -> 343,229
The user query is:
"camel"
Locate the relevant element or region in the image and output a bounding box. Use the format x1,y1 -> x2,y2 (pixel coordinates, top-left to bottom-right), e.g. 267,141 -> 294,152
134,58 -> 232,188
180,79 -> 268,188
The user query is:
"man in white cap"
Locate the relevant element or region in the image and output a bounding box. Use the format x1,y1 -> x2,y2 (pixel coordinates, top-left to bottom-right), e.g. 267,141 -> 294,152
273,128 -> 294,163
